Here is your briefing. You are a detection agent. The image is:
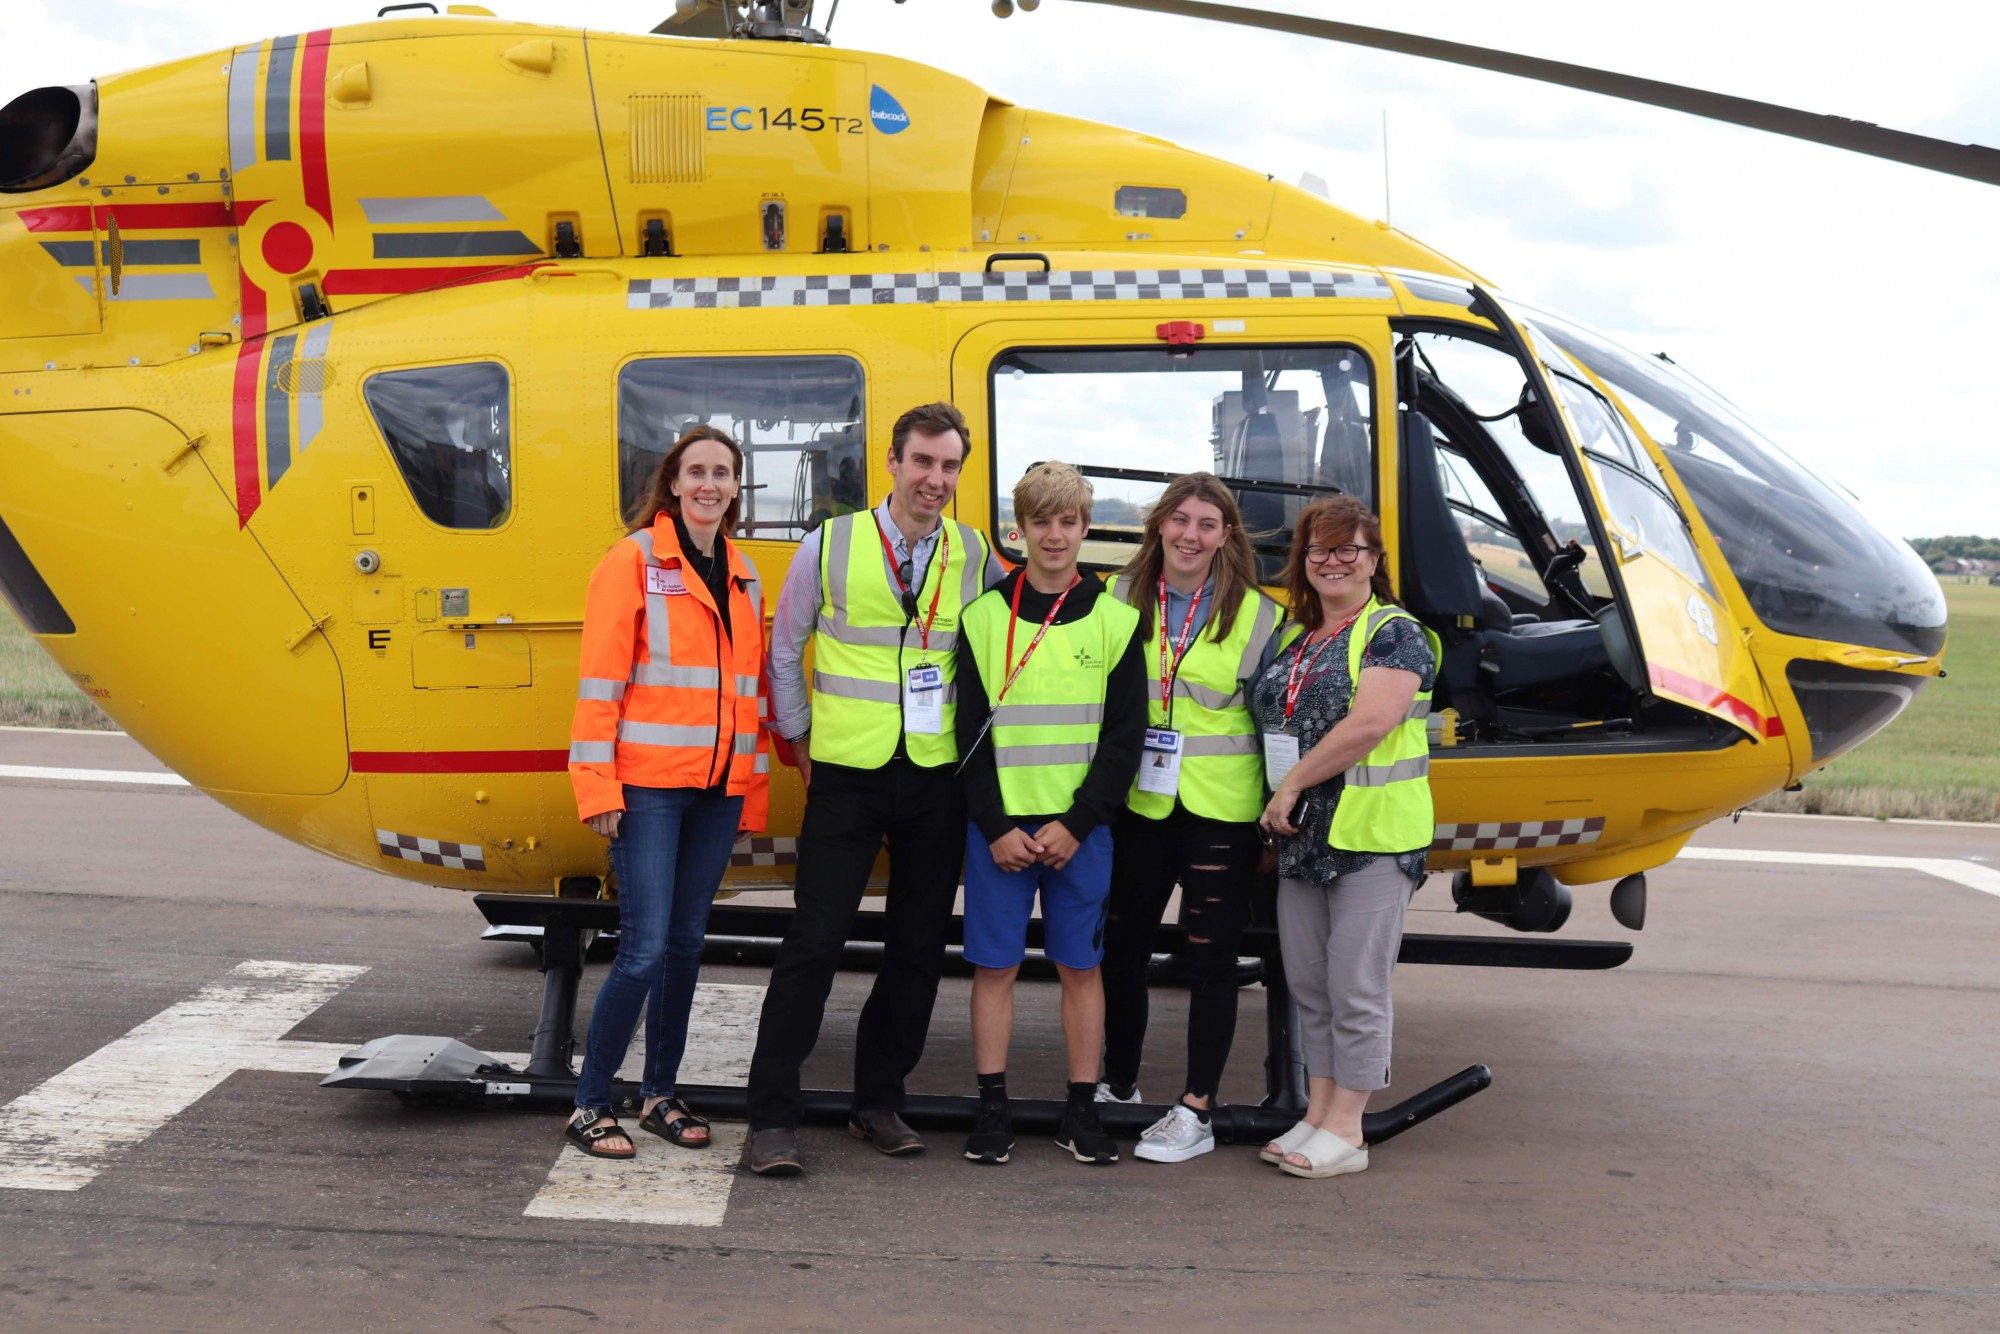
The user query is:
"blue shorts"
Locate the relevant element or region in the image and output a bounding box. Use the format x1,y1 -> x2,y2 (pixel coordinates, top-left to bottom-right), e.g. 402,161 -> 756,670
961,817 -> 1114,970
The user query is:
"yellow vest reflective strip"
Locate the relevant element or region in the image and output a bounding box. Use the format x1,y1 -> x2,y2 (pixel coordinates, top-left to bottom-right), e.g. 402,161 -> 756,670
964,589 -> 1139,815
1326,598 -> 1441,853
811,511 -> 988,768
1113,578 -> 1281,822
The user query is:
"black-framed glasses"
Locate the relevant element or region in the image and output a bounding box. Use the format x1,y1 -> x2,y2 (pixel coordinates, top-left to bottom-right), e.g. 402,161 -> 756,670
1305,543 -> 1379,564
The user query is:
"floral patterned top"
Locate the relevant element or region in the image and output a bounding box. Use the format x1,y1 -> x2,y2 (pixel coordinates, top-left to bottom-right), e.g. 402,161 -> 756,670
1248,610 -> 1437,885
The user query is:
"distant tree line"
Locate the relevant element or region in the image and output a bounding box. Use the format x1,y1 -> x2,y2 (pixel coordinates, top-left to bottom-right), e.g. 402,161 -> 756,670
1907,535 -> 2000,563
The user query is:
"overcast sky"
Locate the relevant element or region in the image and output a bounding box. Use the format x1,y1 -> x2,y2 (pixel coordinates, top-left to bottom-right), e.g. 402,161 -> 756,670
13,0 -> 1998,539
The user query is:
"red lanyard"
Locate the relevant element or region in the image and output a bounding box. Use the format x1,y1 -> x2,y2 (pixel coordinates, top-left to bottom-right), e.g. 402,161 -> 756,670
999,572 -> 1079,702
1283,608 -> 1362,719
1156,577 -> 1207,722
874,514 -> 949,655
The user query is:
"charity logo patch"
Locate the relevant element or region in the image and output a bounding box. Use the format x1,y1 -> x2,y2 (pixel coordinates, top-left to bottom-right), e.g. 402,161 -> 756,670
869,85 -> 910,135
646,566 -> 688,596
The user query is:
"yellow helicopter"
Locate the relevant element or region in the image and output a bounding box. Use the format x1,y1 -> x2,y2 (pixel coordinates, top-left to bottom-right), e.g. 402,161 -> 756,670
0,1 -> 1951,958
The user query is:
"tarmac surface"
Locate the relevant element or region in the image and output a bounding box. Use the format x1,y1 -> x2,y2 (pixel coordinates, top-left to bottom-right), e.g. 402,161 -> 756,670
2,727 -> 1997,1331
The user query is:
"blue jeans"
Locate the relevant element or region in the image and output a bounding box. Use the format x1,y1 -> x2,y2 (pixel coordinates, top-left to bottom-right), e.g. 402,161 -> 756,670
574,783 -> 743,1111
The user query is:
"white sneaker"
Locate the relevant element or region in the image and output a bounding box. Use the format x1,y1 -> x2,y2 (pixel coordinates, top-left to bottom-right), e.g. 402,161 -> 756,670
1133,1104 -> 1215,1163
1094,1082 -> 1142,1104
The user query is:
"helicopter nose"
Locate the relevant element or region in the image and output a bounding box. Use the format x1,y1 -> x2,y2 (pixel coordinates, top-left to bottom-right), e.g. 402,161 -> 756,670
1782,660 -> 1929,771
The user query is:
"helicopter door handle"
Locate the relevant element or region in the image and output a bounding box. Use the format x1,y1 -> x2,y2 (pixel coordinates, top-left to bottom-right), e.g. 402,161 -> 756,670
528,266 -> 622,284
985,252 -> 1051,273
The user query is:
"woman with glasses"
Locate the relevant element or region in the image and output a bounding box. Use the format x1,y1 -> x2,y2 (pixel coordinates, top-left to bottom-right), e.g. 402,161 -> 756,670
1247,496 -> 1439,1179
1099,473 -> 1284,1164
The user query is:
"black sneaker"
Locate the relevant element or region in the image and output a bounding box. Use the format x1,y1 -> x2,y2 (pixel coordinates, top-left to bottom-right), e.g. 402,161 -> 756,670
1055,1099 -> 1119,1166
964,1099 -> 1013,1165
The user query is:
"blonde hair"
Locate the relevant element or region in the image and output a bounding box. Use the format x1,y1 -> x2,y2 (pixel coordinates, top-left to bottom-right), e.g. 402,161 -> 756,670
1013,461 -> 1094,527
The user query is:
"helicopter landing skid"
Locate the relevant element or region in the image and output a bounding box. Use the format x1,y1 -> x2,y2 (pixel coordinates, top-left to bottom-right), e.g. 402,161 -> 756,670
314,896 -> 1620,1146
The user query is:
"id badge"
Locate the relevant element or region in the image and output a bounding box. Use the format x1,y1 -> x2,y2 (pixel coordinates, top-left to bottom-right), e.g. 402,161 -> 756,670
1136,727 -> 1182,796
1262,732 -> 1301,791
903,664 -> 945,735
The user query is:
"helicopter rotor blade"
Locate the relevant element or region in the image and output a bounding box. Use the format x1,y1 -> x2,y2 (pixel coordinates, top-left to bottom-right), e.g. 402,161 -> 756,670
1067,0 -> 2000,187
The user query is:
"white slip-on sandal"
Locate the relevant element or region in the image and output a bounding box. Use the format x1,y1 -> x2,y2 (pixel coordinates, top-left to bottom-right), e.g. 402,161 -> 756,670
1259,1119 -> 1317,1165
1278,1127 -> 1369,1179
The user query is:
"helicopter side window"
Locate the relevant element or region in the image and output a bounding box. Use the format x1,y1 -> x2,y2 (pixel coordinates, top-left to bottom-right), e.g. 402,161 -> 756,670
617,355 -> 865,541
362,363 -> 513,531
989,344 -> 1373,578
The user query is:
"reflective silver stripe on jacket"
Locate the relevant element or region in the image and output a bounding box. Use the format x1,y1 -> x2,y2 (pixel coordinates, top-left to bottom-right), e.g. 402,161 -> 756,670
1237,595 -> 1281,679
753,753 -> 770,774
1181,734 -> 1259,757
818,513 -> 983,649
993,741 -> 1099,768
812,669 -> 901,705
992,702 -> 1104,727
617,720 -> 720,747
577,677 -> 626,702
733,733 -> 757,755
1343,755 -> 1431,787
631,662 -> 722,688
1406,696 -> 1432,723
1153,677 -> 1240,711
568,740 -> 617,763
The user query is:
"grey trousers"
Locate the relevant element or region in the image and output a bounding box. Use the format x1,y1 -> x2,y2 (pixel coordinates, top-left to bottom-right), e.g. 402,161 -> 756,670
1277,858 -> 1418,1092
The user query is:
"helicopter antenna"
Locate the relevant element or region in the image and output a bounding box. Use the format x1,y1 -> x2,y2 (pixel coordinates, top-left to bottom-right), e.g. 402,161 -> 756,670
1380,108 -> 1390,228
1039,0 -> 2000,188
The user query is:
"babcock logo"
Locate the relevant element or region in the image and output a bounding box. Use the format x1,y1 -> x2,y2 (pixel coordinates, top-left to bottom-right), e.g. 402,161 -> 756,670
869,85 -> 911,135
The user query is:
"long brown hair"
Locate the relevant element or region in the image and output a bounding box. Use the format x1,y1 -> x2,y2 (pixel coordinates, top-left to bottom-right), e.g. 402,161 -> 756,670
1117,472 -> 1257,642
1281,495 -> 1398,634
627,424 -> 744,535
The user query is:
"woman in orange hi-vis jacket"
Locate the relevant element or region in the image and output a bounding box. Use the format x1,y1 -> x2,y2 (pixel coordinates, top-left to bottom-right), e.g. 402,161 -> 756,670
564,423 -> 772,1160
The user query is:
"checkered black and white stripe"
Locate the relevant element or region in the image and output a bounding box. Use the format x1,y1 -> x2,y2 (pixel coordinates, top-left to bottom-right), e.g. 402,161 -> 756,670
627,267 -> 1394,311
730,836 -> 799,868
376,829 -> 487,872
1430,817 -> 1605,852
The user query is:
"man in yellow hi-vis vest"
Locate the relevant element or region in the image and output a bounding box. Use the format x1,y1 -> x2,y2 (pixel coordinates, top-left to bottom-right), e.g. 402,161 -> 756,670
745,402 -> 1005,1177
954,463 -> 1145,1168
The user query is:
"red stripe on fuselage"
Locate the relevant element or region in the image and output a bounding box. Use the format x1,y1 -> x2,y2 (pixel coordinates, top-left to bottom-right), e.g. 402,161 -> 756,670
230,336 -> 265,528
350,750 -> 570,774
20,203 -> 234,232
299,31 -> 333,227
323,262 -> 552,295
1648,663 -> 1784,737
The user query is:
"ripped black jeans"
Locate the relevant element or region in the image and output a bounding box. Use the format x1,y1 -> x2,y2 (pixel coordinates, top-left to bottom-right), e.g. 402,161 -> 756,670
1101,805 -> 1262,1102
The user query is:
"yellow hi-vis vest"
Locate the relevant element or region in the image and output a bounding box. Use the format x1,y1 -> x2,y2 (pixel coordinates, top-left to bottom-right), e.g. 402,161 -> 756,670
1113,576 -> 1282,823
1276,596 -> 1440,853
809,510 -> 990,769
962,582 -> 1140,817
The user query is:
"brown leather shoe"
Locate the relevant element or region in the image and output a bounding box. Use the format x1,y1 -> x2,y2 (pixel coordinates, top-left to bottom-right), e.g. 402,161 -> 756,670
744,1127 -> 804,1177
847,1109 -> 924,1156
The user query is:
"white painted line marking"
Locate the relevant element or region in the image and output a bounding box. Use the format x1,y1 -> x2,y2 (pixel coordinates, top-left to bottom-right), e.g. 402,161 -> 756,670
1738,810 -> 1999,831
0,764 -> 187,787
1679,846 -> 2000,899
526,981 -> 765,1228
0,725 -> 128,736
0,960 -> 367,1191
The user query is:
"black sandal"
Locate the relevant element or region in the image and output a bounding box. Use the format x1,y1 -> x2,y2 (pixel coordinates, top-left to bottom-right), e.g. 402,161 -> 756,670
639,1096 -> 711,1149
566,1107 -> 636,1159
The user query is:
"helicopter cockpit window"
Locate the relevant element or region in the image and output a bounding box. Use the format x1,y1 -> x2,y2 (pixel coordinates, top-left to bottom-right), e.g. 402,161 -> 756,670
1519,305 -> 1946,657
990,344 -> 1373,577
1404,331 -> 1609,599
1546,369 -> 1714,597
618,355 -> 865,541
1434,441 -> 1547,601
362,363 -> 512,531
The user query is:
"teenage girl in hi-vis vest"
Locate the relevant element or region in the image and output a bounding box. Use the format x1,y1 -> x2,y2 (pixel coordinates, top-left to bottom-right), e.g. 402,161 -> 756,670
1099,473 -> 1283,1165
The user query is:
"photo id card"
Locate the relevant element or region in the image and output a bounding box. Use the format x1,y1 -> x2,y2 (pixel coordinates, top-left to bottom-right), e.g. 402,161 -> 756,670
903,663 -> 945,734
1261,732 -> 1300,791
1137,727 -> 1182,796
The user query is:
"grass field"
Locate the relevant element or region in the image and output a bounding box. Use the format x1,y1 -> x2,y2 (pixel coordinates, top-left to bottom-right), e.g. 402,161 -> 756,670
0,606 -> 114,729
1751,580 -> 2000,821
5,581 -> 1996,815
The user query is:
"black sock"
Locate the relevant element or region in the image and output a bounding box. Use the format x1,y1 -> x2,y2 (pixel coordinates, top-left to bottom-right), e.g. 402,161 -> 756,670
1105,1081 -> 1137,1101
1180,1096 -> 1212,1124
977,1071 -> 1008,1104
1066,1081 -> 1095,1107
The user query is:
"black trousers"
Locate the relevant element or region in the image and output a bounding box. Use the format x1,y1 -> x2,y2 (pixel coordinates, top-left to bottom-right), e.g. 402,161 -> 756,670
745,756 -> 966,1129
1100,804 -> 1261,1101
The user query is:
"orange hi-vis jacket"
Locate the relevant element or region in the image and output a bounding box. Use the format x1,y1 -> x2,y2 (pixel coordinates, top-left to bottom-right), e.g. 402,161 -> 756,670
568,513 -> 772,828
